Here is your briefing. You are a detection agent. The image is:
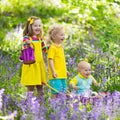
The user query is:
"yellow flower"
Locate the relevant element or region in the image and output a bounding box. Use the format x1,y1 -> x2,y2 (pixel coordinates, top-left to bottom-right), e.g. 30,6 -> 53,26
27,18 -> 34,24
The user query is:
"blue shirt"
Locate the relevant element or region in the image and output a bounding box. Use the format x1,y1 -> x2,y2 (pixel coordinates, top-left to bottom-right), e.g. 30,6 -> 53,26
70,73 -> 94,95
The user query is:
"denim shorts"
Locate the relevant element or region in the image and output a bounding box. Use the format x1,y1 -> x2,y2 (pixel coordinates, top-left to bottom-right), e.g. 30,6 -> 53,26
49,79 -> 67,94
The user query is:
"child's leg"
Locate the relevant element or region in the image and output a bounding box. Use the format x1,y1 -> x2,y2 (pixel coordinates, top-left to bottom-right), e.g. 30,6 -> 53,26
27,85 -> 34,92
26,86 -> 34,104
26,86 -> 34,97
49,79 -> 61,98
36,85 -> 43,100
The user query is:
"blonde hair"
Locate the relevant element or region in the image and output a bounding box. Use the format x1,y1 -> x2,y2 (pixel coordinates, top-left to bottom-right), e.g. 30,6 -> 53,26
78,61 -> 91,70
47,24 -> 64,42
23,16 -> 42,37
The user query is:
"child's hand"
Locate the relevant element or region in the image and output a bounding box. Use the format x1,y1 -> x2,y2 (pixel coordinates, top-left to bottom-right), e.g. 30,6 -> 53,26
95,83 -> 100,87
25,40 -> 31,47
73,86 -> 79,90
97,83 -> 100,87
67,71 -> 70,77
26,40 -> 30,44
93,79 -> 100,87
70,84 -> 78,90
52,72 -> 57,78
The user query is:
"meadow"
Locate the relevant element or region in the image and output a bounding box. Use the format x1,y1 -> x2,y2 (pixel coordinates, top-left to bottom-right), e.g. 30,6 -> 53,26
0,0 -> 120,119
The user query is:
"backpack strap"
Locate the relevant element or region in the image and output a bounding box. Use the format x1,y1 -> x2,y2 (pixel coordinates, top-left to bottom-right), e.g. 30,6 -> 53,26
28,37 -> 35,49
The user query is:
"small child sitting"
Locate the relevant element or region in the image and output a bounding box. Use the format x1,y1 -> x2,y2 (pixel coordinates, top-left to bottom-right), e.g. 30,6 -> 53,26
69,61 -> 99,97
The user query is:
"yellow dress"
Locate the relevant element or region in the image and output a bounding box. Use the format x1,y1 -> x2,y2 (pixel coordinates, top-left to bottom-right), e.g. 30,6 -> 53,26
21,36 -> 46,85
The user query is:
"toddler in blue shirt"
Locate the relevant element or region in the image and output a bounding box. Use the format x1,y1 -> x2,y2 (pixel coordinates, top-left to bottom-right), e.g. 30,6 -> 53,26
69,61 -> 99,97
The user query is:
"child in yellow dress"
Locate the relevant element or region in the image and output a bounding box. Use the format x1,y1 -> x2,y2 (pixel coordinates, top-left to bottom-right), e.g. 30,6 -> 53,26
21,16 -> 48,99
47,25 -> 68,98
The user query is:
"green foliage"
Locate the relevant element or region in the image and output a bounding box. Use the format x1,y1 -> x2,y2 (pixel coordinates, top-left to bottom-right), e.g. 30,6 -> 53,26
0,0 -> 68,41
0,1 -> 120,119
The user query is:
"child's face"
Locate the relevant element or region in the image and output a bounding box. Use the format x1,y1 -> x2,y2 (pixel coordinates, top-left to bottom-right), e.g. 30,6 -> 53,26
53,30 -> 65,44
32,19 -> 42,36
78,64 -> 92,78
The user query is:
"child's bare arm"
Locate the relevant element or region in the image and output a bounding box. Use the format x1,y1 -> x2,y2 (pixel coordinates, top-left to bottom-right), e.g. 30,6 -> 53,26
49,58 -> 57,78
69,77 -> 78,90
70,83 -> 79,90
93,79 -> 100,86
73,85 -> 79,90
